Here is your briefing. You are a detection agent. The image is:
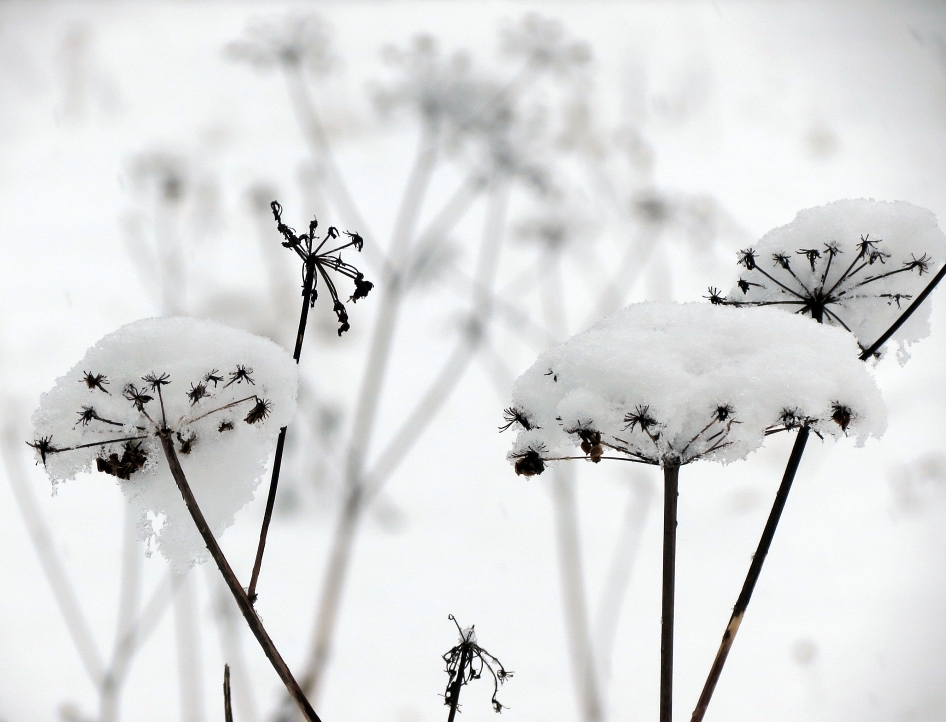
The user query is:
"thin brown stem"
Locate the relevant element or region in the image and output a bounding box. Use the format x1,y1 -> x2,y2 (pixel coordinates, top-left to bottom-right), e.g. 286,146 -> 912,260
157,435 -> 321,722
661,464 -> 679,722
445,643 -> 471,722
689,427 -> 809,722
225,665 -> 234,722
247,256 -> 317,604
859,260 -> 946,360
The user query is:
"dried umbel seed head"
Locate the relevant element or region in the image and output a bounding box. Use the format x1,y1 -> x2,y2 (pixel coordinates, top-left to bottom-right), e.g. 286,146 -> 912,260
30,316 -> 299,571
714,200 -> 946,356
244,398 -> 272,425
499,407 -> 533,432
505,302 -> 886,474
96,442 -> 148,480
177,431 -> 197,455
269,201 -> 373,336
187,382 -> 209,405
831,402 -> 853,432
514,449 -> 546,477
82,372 -> 110,393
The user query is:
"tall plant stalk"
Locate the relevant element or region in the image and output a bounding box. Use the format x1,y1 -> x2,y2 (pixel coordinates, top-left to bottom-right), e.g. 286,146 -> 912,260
299,179 -> 508,703
158,434 -> 321,722
689,427 -> 809,722
248,255 -> 316,603
690,263 -> 946,721
660,464 -> 680,722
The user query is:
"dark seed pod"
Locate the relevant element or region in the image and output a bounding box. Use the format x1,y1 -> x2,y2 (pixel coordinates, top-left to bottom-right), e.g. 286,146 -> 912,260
514,450 -> 545,477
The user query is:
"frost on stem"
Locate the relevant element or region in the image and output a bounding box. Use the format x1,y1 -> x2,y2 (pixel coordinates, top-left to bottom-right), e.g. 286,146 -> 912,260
29,317 -> 298,571
442,615 -> 512,717
709,199 -> 946,362
504,302 -> 886,473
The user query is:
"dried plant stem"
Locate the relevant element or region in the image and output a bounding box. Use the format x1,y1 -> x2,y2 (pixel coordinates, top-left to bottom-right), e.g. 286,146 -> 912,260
225,665 -> 234,722
445,643 -> 472,722
248,256 -> 316,604
298,178 -> 506,705
661,464 -> 679,722
689,426 -> 809,722
859,261 -> 946,360
158,435 -> 321,722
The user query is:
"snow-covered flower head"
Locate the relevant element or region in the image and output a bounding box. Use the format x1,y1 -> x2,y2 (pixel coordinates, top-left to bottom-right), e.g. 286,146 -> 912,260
709,200 -> 946,359
505,303 -> 885,473
29,317 -> 298,570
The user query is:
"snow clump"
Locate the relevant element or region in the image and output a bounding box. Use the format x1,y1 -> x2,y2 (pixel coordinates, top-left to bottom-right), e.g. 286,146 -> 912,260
715,199 -> 946,360
505,302 -> 885,474
30,317 -> 298,571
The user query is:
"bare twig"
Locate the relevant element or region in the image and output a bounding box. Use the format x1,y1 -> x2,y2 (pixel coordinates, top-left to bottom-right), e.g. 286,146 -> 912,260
299,179 -> 508,704
690,427 -> 809,722
248,253 -> 316,604
157,434 -> 321,722
225,664 -> 234,722
661,463 -> 680,722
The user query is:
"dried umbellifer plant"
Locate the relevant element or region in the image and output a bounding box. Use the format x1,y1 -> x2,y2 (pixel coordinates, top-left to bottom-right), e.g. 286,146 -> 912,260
246,201 -> 371,605
503,301 -> 886,722
691,199 -> 946,722
442,615 -> 512,721
26,203 -> 372,722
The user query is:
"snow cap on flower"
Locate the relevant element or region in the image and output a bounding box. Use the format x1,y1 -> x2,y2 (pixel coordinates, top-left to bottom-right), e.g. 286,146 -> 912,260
30,317 -> 298,571
506,302 -> 885,472
716,199 -> 946,361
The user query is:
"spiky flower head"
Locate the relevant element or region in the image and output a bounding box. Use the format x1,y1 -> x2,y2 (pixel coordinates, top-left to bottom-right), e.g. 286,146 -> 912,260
713,199 -> 946,361
30,317 -> 297,570
506,302 -> 885,473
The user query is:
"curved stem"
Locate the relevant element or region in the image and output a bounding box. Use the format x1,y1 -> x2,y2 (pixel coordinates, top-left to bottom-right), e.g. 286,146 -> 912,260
158,435 -> 321,722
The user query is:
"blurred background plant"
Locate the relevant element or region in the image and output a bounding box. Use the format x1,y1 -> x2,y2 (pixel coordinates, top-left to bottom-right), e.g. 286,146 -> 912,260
1,3 -> 946,722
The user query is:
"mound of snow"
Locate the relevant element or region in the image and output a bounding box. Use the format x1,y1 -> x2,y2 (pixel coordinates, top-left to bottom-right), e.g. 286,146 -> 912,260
31,317 -> 298,570
720,199 -> 946,360
505,302 -> 885,473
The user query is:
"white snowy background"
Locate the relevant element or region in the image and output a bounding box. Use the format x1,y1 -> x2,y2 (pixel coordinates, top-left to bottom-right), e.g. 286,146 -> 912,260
1,2 -> 946,722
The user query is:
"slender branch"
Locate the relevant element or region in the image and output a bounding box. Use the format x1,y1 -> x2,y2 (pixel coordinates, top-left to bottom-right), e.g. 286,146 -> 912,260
157,434 -> 321,722
247,255 -> 316,604
445,642 -> 471,722
225,665 -> 234,722
689,426 -> 809,722
298,179 -> 507,704
859,260 -> 946,360
661,464 -> 680,722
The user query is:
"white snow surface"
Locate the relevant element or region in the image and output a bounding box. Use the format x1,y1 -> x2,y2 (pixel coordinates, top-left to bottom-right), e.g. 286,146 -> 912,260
31,317 -> 297,570
724,199 -> 946,359
508,302 -> 886,469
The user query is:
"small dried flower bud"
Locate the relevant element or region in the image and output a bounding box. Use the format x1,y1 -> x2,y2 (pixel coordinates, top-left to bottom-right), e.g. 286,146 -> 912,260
514,450 -> 545,477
